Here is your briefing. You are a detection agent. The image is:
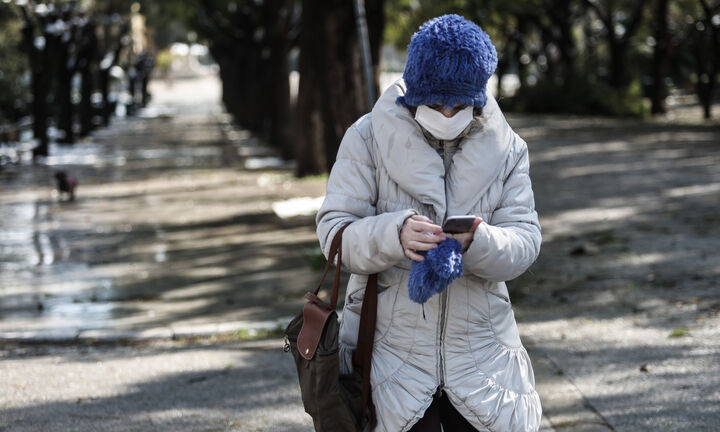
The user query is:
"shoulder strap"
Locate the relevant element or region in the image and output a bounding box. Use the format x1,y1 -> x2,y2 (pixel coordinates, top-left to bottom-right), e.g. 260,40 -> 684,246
354,273 -> 378,430
315,223 -> 378,429
313,224 -> 349,309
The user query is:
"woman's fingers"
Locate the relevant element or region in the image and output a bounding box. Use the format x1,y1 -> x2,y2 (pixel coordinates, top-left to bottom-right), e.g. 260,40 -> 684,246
410,214 -> 434,223
418,231 -> 445,243
401,214 -> 448,261
404,248 -> 425,262
406,240 -> 438,251
409,219 -> 444,235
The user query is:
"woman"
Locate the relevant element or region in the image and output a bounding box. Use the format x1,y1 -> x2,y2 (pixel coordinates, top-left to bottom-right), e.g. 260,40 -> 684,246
316,14 -> 542,432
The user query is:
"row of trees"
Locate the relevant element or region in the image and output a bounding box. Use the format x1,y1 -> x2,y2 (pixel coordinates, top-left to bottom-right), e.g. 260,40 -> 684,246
3,2 -> 716,173
147,0 -> 718,176
145,0 -> 385,176
387,0 -> 719,118
0,1 -> 153,160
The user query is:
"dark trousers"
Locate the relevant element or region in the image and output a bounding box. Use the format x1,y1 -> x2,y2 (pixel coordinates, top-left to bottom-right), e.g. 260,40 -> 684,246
408,391 -> 479,432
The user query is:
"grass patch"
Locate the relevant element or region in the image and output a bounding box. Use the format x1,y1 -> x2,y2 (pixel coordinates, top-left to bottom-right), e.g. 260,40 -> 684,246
171,325 -> 287,344
299,173 -> 329,182
668,327 -> 690,338
233,326 -> 286,341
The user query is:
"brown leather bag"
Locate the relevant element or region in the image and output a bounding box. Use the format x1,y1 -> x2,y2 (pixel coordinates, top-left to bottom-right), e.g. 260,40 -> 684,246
285,224 -> 378,431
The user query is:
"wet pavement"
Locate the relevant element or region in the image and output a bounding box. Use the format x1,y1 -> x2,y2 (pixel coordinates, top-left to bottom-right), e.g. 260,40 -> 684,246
1,75 -> 719,431
0,76 -> 326,341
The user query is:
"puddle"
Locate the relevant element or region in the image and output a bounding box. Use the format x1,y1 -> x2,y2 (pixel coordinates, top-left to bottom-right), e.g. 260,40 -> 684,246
0,74 -> 317,336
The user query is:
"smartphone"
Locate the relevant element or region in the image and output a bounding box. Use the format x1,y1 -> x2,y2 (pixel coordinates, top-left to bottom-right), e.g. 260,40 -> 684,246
442,215 -> 477,234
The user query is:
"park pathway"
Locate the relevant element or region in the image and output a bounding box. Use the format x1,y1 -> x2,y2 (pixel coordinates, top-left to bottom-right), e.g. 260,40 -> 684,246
1,75 -> 719,431
0,75 -> 326,341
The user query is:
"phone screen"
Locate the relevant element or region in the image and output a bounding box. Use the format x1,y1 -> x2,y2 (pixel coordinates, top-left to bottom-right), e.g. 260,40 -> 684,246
442,216 -> 476,234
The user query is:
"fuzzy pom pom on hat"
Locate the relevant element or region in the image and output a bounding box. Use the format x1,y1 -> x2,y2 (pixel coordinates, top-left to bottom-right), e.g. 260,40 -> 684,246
397,14 -> 498,109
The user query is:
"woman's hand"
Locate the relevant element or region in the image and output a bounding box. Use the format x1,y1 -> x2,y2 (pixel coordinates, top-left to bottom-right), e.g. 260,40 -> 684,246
445,217 -> 483,252
400,215 -> 446,262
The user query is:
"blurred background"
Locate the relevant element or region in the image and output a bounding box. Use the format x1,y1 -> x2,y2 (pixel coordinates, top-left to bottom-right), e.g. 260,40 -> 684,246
0,1 -> 719,431
0,0 -> 718,170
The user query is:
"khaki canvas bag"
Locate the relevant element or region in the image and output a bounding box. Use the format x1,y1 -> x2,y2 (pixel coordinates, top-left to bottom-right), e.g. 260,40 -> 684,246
285,224 -> 378,431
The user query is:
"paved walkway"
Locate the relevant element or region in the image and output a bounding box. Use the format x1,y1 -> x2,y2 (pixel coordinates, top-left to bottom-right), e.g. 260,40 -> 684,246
510,114 -> 720,431
1,76 -> 719,431
0,76 -> 324,342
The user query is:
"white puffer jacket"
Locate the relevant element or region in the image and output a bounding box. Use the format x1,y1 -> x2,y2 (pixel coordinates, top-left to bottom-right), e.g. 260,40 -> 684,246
316,79 -> 542,432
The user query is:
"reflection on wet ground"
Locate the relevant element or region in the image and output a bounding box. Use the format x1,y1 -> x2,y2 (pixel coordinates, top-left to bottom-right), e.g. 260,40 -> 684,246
0,76 -> 327,338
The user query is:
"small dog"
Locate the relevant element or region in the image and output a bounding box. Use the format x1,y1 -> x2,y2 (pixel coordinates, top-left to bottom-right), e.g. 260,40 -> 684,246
55,171 -> 78,201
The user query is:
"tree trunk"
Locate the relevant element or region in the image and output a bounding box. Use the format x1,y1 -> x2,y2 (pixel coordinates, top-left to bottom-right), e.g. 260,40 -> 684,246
78,21 -> 97,137
650,0 -> 670,115
294,0 -> 374,176
587,0 -> 648,89
608,36 -> 640,89
56,40 -> 75,143
80,64 -> 94,136
35,30 -> 60,158
365,0 -> 386,95
694,1 -> 719,120
20,12 -> 50,158
608,39 -> 629,88
323,1 -> 371,172
496,47 -> 510,99
99,67 -> 112,126
514,15 -> 531,88
244,42 -> 266,132
694,38 -> 712,118
209,48 -> 236,121
295,1 -> 328,176
699,0 -> 720,119
127,67 -> 137,116
31,62 -> 50,158
266,0 -> 293,160
555,0 -> 576,81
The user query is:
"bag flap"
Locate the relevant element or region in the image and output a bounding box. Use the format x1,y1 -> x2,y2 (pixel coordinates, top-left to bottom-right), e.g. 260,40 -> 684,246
297,292 -> 334,360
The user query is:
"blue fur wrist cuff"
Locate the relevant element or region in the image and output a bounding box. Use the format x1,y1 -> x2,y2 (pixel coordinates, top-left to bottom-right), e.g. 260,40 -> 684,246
408,238 -> 463,304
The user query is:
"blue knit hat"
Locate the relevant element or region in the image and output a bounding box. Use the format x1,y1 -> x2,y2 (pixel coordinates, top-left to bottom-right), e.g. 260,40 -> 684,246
397,14 -> 498,109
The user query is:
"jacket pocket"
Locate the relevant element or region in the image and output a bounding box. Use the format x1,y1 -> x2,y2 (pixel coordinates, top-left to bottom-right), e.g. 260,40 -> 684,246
374,267 -> 403,343
486,283 -> 523,348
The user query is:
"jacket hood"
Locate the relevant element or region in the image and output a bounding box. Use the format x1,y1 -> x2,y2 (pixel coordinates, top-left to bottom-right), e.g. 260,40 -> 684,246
370,79 -> 514,220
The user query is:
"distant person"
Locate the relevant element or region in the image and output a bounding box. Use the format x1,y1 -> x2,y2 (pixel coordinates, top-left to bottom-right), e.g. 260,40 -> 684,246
316,14 -> 542,432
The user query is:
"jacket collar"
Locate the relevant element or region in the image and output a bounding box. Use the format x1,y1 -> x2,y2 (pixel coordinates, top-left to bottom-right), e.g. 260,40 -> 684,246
371,79 -> 514,221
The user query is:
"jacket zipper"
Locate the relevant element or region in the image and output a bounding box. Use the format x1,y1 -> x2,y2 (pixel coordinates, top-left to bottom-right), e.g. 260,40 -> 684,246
437,139 -> 452,393
437,289 -> 449,393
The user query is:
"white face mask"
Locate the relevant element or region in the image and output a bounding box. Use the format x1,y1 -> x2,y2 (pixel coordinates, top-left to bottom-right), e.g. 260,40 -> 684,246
414,105 -> 473,140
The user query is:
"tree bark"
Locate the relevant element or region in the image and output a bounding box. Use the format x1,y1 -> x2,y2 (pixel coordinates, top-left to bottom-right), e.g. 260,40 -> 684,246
608,39 -> 630,88
295,0 -> 377,176
56,32 -> 75,143
79,20 -> 98,136
365,0 -> 386,95
697,0 -> 720,119
19,7 -> 51,158
553,0 -> 577,81
650,0 -> 671,115
80,65 -> 94,135
585,0 -> 649,88
266,0 -> 293,160
295,1 -> 328,176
